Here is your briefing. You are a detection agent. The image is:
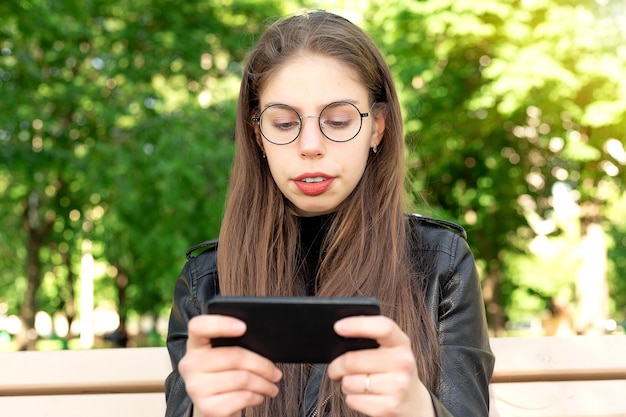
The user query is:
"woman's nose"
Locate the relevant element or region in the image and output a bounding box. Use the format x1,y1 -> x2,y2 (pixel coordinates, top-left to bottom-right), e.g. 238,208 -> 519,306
298,117 -> 326,157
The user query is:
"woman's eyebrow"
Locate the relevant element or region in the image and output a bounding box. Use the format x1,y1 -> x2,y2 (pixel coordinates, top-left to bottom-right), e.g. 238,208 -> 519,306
261,98 -> 362,111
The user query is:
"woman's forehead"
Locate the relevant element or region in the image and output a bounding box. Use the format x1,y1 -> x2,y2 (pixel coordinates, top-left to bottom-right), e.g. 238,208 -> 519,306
258,54 -> 368,111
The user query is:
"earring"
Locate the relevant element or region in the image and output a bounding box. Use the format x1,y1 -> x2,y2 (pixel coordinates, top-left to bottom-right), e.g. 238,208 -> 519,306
372,145 -> 378,154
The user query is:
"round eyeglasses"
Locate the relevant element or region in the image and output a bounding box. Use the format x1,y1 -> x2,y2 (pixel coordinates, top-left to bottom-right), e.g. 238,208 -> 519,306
252,101 -> 369,145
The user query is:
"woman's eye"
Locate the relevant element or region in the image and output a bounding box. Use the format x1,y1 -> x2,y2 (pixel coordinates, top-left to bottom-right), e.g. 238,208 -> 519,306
326,119 -> 350,128
323,116 -> 353,129
273,121 -> 299,130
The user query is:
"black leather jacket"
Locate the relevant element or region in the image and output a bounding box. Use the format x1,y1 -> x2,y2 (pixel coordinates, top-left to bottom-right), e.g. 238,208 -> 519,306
165,215 -> 495,417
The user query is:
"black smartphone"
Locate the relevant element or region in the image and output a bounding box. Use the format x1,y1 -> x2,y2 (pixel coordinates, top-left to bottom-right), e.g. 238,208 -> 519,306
206,296 -> 381,363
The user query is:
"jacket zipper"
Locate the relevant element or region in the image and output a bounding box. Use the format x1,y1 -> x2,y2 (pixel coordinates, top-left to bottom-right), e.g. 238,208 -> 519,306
308,394 -> 331,417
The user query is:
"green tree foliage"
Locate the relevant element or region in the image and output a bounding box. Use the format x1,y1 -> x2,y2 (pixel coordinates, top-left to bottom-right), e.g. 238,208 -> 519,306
366,0 -> 626,333
1,0 -> 625,348
0,0 -> 290,348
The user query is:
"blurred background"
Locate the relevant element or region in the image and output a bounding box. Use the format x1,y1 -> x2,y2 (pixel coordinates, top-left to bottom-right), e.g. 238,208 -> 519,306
1,0 -> 625,351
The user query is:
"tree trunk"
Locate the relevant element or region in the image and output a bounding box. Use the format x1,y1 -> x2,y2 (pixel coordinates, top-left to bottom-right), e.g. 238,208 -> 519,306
18,191 -> 53,351
62,248 -> 76,346
18,230 -> 42,351
116,267 -> 129,347
482,262 -> 505,336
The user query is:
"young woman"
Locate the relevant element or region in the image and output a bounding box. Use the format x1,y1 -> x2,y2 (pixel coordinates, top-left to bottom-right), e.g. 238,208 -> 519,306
165,10 -> 494,417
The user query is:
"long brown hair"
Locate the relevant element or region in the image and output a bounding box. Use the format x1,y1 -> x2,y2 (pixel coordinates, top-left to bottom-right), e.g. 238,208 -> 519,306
217,10 -> 439,417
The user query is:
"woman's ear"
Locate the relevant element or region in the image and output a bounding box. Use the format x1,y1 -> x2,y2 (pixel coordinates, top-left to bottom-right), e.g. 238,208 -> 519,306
370,106 -> 385,150
254,123 -> 265,154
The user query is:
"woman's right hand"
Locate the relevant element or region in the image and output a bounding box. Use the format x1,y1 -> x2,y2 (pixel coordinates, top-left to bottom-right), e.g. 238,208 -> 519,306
179,315 -> 283,417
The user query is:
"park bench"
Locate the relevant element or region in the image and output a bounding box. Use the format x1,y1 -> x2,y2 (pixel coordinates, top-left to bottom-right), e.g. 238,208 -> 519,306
0,335 -> 625,417
489,335 -> 626,417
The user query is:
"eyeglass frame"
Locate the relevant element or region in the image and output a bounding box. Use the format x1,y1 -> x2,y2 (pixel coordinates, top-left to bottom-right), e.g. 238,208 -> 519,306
251,101 -> 370,145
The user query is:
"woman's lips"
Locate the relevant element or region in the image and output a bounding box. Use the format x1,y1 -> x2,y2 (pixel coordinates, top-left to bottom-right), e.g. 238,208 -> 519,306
294,174 -> 334,196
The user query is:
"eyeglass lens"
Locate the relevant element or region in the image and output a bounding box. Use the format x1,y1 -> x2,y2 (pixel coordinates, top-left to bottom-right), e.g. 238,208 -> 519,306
258,102 -> 366,145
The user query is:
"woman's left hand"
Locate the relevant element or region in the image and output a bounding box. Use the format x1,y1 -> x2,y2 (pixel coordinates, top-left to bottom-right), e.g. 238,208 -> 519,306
327,315 -> 436,417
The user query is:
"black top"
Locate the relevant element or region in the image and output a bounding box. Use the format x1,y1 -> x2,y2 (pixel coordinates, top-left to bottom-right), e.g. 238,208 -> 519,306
297,214 -> 334,296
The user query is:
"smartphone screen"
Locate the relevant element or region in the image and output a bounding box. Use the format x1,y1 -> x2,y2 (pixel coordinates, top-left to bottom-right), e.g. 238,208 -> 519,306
206,296 -> 381,363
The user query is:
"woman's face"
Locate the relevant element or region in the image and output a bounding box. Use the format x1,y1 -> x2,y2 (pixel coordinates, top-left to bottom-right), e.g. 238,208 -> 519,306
257,54 -> 384,217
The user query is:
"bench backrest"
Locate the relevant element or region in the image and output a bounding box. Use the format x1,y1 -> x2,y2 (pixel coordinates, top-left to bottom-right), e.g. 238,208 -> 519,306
1,336 -> 625,417
0,346 -> 170,417
489,335 -> 626,417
